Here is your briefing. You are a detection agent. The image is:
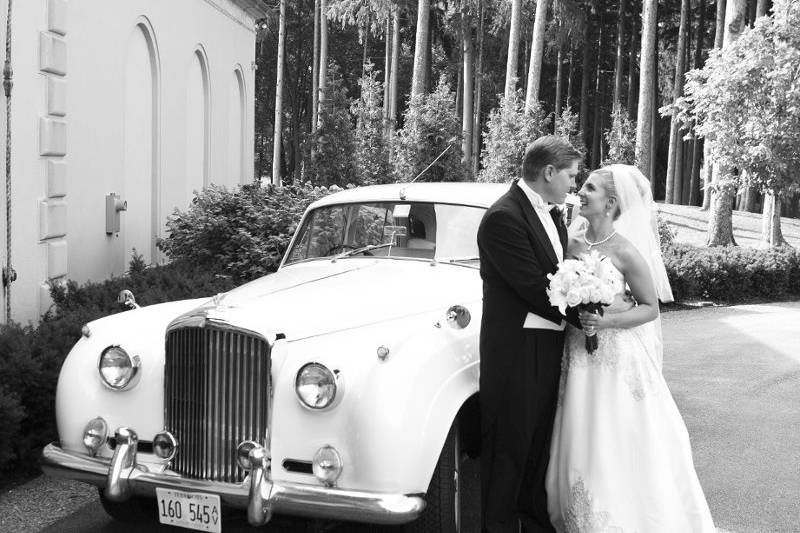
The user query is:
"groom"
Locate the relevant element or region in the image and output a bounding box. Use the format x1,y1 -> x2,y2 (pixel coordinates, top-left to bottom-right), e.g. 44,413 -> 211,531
477,136 -> 581,533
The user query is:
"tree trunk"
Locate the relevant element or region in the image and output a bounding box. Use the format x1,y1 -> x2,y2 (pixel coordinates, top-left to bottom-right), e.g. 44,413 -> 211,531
425,13 -> 433,93
760,193 -> 787,247
383,17 -> 392,136
627,8 -> 639,117
525,0 -> 550,112
744,0 -> 770,212
613,0 -> 628,107
665,0 -> 690,204
272,0 -> 286,186
702,0 -> 727,210
318,0 -> 329,118
472,0 -> 485,176
591,21 -> 604,168
505,0 -> 522,99
390,7 -> 400,128
747,0 -> 757,26
689,0 -> 705,206
566,46 -> 574,109
635,0 -> 658,177
554,43 -> 563,119
579,10 -> 593,148
411,0 -> 430,99
311,0 -> 320,133
362,14 -> 370,74
707,0 -> 747,246
650,35 -> 658,185
689,137 -> 703,205
462,2 -> 474,170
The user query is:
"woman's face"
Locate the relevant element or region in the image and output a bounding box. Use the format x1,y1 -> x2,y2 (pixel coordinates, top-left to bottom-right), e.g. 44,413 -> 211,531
577,171 -> 613,217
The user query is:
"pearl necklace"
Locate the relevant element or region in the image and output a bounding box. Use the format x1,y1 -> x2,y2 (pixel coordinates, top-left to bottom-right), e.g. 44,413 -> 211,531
583,230 -> 617,249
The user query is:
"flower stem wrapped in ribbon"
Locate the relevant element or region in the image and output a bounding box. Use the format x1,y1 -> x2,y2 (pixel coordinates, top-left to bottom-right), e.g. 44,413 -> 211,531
546,251 -> 621,353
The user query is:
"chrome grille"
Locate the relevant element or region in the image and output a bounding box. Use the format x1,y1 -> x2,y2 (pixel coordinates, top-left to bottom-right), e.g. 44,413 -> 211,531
165,326 -> 270,483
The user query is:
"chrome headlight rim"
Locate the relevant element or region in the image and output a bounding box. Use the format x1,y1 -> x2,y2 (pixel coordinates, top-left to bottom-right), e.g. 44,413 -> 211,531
98,345 -> 142,391
295,362 -> 342,410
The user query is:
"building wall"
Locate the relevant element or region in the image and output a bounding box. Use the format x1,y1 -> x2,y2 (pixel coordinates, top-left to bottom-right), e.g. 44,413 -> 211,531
0,0 -> 260,324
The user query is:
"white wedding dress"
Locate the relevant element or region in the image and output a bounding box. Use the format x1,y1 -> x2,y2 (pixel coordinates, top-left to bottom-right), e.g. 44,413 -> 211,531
546,259 -> 716,533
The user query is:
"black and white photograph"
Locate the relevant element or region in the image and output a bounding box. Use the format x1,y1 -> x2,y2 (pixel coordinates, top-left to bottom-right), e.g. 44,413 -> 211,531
0,0 -> 798,532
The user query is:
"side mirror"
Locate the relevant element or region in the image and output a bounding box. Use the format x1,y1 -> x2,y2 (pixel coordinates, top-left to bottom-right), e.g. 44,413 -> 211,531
117,289 -> 140,310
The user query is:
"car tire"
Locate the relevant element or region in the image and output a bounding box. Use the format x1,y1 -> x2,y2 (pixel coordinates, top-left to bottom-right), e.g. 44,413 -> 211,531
98,488 -> 157,524
402,421 -> 462,533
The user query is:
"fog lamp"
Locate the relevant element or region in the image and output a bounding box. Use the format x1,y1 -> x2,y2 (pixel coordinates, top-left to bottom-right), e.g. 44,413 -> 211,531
312,445 -> 343,486
98,345 -> 141,390
82,417 -> 108,456
153,431 -> 177,460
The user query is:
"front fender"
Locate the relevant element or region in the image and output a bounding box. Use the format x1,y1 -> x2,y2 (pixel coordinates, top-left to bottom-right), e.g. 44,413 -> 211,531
55,299 -> 207,457
270,299 -> 481,495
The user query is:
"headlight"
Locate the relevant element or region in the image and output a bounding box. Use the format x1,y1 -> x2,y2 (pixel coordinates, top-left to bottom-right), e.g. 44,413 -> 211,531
295,363 -> 338,409
98,345 -> 141,390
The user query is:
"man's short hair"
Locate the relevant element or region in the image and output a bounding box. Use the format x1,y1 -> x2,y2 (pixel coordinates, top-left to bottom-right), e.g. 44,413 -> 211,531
522,136 -> 582,181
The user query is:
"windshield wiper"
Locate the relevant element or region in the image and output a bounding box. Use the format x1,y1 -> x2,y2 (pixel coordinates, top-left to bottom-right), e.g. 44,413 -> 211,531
332,242 -> 395,261
446,257 -> 480,263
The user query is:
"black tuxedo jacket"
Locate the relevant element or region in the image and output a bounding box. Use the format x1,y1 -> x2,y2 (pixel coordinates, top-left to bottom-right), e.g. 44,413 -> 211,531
477,183 -> 573,423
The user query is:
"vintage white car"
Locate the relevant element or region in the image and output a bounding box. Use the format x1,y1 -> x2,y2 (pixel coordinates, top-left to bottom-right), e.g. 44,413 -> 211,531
41,182 -> 578,532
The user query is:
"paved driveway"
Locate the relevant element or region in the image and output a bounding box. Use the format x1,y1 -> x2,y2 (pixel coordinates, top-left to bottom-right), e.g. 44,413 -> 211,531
13,302 -> 800,533
661,302 -> 800,533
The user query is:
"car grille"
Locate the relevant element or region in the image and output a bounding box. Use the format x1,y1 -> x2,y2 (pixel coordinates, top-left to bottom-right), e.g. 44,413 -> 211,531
165,326 -> 270,483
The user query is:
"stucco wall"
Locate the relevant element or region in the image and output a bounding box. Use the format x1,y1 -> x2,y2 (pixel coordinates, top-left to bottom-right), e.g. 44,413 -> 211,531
0,0 -> 261,324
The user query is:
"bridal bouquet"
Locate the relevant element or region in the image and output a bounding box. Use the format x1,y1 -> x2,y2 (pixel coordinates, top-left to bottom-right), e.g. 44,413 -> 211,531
546,251 -> 622,353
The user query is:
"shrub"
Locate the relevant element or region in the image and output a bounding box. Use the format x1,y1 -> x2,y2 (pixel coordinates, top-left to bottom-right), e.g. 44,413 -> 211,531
478,90 -> 549,183
158,183 -> 336,283
351,62 -> 392,185
663,243 -> 800,302
392,78 -> 464,182
0,257 -> 236,474
657,214 -> 676,251
304,62 -> 357,187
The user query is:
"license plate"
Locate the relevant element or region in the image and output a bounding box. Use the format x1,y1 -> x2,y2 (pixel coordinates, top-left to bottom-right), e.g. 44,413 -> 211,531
155,487 -> 222,532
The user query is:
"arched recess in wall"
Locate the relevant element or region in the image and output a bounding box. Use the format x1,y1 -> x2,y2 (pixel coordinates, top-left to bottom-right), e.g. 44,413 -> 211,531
186,45 -> 210,201
123,17 -> 161,264
227,66 -> 246,186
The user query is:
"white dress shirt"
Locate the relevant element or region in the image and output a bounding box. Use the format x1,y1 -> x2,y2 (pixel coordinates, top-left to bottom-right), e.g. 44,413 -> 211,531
517,179 -> 566,331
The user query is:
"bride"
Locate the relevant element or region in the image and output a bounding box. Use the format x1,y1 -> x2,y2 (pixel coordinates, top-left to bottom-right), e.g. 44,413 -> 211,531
545,164 -> 716,532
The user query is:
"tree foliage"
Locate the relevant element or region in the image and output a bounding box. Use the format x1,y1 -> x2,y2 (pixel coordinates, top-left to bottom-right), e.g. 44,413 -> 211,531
305,62 -> 358,187
604,105 -> 637,165
478,90 -> 549,183
392,78 -> 465,182
673,0 -> 800,198
351,62 -> 392,184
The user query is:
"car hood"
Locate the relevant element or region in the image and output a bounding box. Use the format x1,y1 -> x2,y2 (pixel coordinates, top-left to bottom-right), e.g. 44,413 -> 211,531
188,258 -> 481,341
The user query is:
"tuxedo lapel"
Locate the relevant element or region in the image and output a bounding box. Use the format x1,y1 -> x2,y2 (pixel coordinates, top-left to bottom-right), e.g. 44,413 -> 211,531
509,185 -> 559,268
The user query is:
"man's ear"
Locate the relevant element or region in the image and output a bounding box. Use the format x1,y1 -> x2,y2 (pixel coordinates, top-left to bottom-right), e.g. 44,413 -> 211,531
543,164 -> 554,183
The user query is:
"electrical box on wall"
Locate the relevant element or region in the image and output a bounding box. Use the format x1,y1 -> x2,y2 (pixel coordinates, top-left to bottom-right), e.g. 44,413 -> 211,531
105,193 -> 127,234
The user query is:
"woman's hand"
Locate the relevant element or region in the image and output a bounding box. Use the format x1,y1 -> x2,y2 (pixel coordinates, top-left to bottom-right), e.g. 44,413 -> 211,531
579,309 -> 611,334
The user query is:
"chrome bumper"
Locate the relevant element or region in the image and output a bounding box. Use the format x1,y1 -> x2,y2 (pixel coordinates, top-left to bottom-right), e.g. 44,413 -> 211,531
41,438 -> 425,526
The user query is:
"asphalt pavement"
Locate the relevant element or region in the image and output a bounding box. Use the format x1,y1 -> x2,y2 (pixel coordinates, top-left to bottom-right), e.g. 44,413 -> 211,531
23,302 -> 800,533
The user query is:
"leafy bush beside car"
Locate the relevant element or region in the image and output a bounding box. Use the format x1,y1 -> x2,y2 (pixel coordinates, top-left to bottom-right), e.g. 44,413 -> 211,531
157,182 -> 338,283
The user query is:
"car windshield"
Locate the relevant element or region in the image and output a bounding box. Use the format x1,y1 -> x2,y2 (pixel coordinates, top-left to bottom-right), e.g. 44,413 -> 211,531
284,201 -> 486,265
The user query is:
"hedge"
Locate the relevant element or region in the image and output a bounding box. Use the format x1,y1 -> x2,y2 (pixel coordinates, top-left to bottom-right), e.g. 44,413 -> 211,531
0,258 -> 233,473
664,243 -> 800,303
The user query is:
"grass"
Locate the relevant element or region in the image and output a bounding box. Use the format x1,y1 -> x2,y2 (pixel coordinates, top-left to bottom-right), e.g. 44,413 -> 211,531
657,203 -> 800,248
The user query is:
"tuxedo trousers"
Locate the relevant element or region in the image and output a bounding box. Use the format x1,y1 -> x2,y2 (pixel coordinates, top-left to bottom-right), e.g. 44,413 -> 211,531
480,329 -> 565,533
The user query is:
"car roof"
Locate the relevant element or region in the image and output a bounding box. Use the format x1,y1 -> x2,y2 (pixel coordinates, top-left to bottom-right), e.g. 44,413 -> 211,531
307,182 -> 512,210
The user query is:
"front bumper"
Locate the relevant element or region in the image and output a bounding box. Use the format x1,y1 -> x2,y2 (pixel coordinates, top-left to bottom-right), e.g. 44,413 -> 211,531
41,438 -> 425,526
